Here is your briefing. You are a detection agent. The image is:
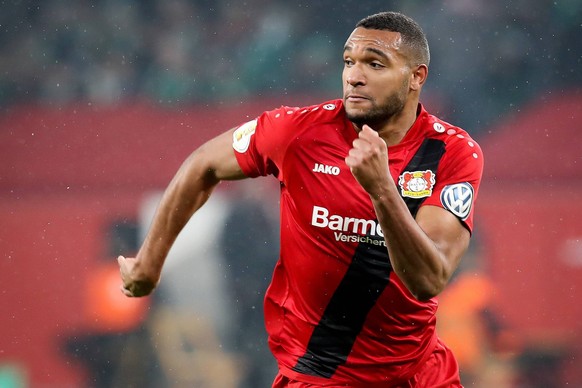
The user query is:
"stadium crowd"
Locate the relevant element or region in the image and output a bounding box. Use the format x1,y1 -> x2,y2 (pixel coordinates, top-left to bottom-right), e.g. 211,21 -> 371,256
1,0 -> 580,132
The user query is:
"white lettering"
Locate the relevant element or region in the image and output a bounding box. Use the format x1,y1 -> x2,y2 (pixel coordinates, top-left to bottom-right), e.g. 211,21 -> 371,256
312,163 -> 340,176
311,206 -> 329,227
347,218 -> 382,236
329,215 -> 343,231
312,206 -> 386,245
333,232 -> 386,246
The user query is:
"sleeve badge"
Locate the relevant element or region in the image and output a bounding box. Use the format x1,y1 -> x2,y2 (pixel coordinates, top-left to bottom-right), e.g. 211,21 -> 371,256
398,170 -> 435,198
232,119 -> 257,153
440,182 -> 474,220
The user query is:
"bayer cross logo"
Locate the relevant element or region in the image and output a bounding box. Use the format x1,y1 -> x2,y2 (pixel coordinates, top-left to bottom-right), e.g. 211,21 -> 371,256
440,183 -> 474,221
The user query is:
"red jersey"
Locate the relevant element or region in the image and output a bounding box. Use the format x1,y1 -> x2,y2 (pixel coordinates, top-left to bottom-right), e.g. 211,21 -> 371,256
232,99 -> 483,385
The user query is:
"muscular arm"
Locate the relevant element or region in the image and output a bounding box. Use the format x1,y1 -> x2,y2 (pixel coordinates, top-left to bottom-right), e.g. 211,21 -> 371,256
346,125 -> 469,301
370,197 -> 469,301
118,128 -> 246,297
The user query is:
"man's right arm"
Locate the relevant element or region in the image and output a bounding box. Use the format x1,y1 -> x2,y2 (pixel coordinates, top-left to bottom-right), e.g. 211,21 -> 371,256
118,128 -> 247,297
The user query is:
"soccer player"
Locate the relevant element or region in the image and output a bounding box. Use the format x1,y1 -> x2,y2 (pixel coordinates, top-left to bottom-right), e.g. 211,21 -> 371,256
118,11 -> 483,387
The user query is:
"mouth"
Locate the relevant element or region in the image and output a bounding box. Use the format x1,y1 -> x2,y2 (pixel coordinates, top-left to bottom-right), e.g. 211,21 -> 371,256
344,93 -> 371,103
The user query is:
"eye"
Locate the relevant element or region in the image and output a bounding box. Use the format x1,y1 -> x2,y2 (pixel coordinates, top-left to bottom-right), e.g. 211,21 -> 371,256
343,58 -> 354,67
370,61 -> 385,69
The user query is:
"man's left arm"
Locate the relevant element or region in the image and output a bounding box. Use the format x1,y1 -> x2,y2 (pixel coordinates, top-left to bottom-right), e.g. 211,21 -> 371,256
374,200 -> 470,301
347,125 -> 473,301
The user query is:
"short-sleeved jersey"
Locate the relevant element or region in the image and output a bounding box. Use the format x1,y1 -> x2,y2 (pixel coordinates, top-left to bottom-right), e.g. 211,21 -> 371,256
232,99 -> 483,385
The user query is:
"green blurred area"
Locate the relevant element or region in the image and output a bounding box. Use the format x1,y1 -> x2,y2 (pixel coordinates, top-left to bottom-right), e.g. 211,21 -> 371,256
0,364 -> 27,388
0,0 -> 580,134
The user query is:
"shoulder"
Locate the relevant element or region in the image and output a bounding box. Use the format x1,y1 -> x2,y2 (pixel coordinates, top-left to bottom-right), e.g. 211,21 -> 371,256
233,99 -> 345,150
232,99 -> 347,173
421,110 -> 483,163
259,99 -> 346,129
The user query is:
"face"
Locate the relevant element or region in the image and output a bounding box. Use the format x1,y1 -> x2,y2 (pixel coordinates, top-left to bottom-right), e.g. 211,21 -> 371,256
342,27 -> 413,128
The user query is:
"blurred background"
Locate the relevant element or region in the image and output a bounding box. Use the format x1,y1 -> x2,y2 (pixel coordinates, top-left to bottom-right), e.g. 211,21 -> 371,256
1,0 -> 581,387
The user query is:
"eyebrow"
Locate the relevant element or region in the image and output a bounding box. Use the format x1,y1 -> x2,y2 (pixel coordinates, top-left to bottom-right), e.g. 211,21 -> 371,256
343,44 -> 390,61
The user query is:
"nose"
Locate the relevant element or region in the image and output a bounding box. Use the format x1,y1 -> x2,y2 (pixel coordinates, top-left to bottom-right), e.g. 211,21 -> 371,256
345,64 -> 366,86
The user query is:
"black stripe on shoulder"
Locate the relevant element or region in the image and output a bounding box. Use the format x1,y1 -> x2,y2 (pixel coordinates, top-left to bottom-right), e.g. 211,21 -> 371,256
402,138 -> 446,217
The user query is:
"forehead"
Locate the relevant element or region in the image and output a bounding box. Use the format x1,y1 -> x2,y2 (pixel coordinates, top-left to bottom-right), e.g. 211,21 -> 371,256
344,27 -> 404,56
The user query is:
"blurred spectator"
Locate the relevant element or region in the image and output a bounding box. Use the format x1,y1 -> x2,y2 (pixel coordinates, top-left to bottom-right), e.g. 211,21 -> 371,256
64,220 -> 156,388
138,190 -> 245,387
219,179 -> 280,388
436,236 -> 519,387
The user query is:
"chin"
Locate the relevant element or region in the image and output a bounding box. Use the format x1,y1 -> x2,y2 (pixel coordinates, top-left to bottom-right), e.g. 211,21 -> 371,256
345,113 -> 368,127
344,105 -> 366,120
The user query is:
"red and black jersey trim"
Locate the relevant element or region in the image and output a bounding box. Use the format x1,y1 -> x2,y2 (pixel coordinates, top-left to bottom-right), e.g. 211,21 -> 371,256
401,138 -> 446,217
292,242 -> 392,378
292,138 -> 446,379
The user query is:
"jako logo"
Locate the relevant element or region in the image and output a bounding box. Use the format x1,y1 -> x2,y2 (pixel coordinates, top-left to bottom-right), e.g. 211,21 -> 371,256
313,163 -> 340,176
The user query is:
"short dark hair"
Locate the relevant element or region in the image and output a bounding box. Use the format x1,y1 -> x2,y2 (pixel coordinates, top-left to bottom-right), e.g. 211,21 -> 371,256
356,12 -> 430,66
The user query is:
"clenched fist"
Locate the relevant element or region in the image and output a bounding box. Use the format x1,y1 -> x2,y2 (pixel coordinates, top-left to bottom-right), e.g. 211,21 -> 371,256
345,125 -> 393,199
118,255 -> 159,297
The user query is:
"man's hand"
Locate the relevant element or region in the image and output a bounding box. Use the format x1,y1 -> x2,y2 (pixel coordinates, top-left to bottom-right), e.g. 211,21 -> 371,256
117,255 -> 159,297
345,125 -> 393,199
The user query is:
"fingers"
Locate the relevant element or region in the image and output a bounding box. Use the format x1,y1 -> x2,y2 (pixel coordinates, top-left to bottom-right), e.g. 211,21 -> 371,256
117,255 -> 157,297
361,124 -> 375,134
359,124 -> 379,140
120,285 -> 135,297
346,125 -> 382,167
117,255 -> 129,278
117,255 -> 135,297
353,125 -> 380,152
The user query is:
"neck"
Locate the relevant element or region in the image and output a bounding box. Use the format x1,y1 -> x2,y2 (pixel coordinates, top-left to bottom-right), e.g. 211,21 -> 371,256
353,101 -> 420,147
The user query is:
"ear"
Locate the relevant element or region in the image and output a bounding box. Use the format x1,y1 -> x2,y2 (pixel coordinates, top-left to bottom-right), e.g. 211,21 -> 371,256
410,64 -> 428,91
